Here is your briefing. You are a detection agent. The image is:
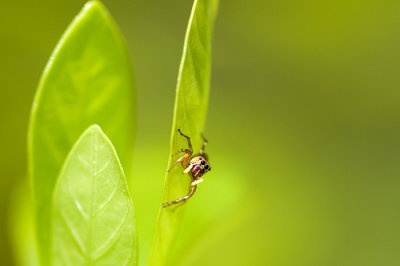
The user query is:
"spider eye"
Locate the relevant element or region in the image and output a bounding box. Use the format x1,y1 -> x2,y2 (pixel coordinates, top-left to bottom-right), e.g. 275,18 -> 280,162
201,160 -> 205,165
205,165 -> 209,169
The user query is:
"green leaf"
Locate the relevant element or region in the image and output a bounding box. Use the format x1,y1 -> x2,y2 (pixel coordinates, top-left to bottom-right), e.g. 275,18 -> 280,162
148,0 -> 218,265
28,1 -> 135,264
51,125 -> 137,265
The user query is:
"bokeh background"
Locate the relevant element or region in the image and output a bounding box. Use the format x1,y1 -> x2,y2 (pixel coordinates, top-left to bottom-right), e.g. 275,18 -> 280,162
2,0 -> 400,265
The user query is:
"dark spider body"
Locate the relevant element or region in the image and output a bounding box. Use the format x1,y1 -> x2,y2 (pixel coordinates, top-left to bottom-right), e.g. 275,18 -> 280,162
162,129 -> 211,207
188,156 -> 210,178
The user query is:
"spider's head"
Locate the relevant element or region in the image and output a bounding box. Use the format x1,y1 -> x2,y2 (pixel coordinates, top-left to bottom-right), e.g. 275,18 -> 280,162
188,156 -> 211,178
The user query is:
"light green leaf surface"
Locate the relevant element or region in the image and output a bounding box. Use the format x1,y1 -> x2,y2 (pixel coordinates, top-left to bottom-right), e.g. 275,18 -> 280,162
28,1 -> 134,264
52,125 -> 137,265
148,0 -> 217,265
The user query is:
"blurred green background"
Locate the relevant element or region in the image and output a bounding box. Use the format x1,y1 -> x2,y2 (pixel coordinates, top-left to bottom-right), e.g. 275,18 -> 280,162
2,0 -> 400,265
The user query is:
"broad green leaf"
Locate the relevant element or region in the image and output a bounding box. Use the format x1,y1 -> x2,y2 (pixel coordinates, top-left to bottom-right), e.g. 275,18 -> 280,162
51,125 -> 137,265
148,0 -> 218,265
28,1 -> 135,264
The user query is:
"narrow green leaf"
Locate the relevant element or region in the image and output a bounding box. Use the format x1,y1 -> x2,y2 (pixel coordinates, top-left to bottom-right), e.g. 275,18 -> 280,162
28,1 -> 135,264
148,0 -> 218,265
52,125 -> 137,265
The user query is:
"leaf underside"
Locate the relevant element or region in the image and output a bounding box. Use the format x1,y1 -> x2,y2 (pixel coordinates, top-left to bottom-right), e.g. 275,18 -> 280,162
148,0 -> 218,265
52,125 -> 137,265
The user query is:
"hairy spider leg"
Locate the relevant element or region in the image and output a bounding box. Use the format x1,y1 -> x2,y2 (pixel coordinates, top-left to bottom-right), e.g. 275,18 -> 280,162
191,178 -> 204,186
167,152 -> 191,172
183,164 -> 194,174
171,149 -> 192,157
199,134 -> 208,155
162,184 -> 197,207
178,128 -> 193,152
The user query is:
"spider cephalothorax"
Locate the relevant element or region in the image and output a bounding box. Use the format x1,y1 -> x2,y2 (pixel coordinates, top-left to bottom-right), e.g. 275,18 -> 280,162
185,156 -> 211,178
162,129 -> 211,207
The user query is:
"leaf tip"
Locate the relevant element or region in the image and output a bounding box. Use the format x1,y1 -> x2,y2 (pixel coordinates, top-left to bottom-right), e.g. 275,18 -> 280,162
83,0 -> 105,11
85,124 -> 103,135
82,0 -> 110,19
83,125 -> 114,150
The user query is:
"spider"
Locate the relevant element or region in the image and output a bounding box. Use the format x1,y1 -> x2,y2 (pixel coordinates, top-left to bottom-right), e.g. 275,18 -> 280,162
162,129 -> 211,207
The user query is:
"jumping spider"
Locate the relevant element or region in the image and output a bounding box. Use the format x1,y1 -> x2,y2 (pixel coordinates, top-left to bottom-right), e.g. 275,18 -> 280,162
162,129 -> 211,207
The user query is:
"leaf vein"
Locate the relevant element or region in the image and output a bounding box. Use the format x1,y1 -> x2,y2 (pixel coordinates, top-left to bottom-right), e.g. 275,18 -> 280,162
60,211 -> 87,256
94,158 -> 113,177
93,173 -> 121,217
92,199 -> 131,261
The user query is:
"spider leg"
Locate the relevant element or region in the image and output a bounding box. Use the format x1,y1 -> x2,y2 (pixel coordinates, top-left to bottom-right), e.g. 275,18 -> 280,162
167,152 -> 191,172
171,149 -> 191,157
191,178 -> 204,186
183,164 -> 194,174
162,184 -> 197,207
199,134 -> 208,156
178,129 -> 193,152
